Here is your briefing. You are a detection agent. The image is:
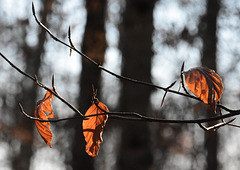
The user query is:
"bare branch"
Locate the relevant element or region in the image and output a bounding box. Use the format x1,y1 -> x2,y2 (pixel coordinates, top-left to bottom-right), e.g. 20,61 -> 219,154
180,62 -> 190,95
29,3 -> 240,129
228,123 -> 240,128
18,99 -> 240,126
19,103 -> 84,122
0,52 -> 35,81
31,2 -> 202,103
198,118 -> 235,131
1,3 -> 240,131
0,52 -> 84,117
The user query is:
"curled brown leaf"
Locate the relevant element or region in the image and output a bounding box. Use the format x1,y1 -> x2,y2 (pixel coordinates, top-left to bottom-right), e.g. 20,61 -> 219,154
183,67 -> 223,110
34,89 -> 54,147
83,101 -> 108,157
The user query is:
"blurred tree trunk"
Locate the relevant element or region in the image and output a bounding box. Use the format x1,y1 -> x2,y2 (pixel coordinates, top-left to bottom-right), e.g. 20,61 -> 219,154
199,0 -> 220,170
117,0 -> 156,169
12,0 -> 53,169
71,0 -> 107,169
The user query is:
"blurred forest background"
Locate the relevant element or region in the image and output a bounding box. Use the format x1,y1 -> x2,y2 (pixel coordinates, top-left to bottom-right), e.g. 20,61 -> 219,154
0,0 -> 240,170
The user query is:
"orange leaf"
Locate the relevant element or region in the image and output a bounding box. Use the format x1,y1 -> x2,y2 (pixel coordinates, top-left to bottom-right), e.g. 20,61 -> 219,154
183,67 -> 223,109
34,89 -> 54,147
83,101 -> 108,157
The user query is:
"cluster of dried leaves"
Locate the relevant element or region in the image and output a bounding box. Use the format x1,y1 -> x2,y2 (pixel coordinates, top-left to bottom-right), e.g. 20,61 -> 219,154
1,2 -> 230,158
33,64 -> 224,157
35,88 -> 108,157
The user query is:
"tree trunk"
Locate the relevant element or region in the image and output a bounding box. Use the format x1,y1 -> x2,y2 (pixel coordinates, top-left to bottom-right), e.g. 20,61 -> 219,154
12,0 -> 53,169
117,0 -> 156,169
71,0 -> 107,169
199,0 -> 220,170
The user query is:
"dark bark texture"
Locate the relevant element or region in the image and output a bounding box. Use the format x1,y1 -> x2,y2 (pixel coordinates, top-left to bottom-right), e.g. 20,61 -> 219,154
71,0 -> 107,169
12,1 -> 53,169
117,0 -> 157,170
199,0 -> 220,170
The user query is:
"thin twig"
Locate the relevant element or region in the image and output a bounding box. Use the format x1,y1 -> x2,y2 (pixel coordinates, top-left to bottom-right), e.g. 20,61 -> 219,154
5,45 -> 238,125
31,2 -> 202,103
107,111 -> 239,124
68,26 -> 75,56
18,101 -> 240,125
0,52 -> 84,117
19,103 -> 84,122
1,3 -> 239,129
52,74 -> 57,92
0,52 -> 35,81
228,124 -> 240,128
161,81 -> 176,106
198,118 -> 235,131
68,26 -> 75,48
180,62 -> 190,95
30,2 -> 240,127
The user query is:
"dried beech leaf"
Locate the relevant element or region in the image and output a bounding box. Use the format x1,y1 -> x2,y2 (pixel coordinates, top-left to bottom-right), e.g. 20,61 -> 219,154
183,67 -> 223,109
83,101 -> 108,157
34,89 -> 54,147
